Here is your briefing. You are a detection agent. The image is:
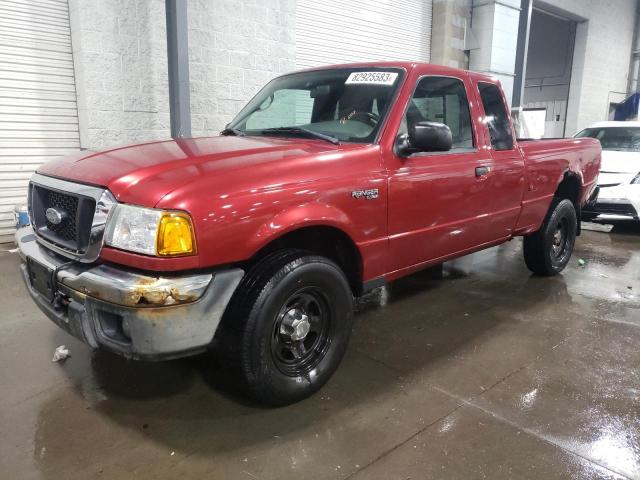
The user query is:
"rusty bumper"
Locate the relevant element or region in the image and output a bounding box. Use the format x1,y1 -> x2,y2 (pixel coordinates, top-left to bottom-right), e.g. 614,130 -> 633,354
16,226 -> 244,360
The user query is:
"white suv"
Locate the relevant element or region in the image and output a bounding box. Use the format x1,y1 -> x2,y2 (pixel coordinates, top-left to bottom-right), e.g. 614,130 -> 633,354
575,121 -> 640,221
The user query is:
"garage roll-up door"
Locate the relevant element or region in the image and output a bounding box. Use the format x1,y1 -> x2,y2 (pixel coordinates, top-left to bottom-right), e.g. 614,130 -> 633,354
296,0 -> 432,69
0,0 -> 80,243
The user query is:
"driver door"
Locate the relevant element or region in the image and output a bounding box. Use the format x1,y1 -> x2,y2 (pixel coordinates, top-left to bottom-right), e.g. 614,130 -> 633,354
385,74 -> 498,275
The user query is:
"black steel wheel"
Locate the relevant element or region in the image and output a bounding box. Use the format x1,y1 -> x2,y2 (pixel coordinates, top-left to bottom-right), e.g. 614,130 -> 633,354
524,198 -> 577,276
271,289 -> 333,376
218,249 -> 353,406
550,216 -> 571,264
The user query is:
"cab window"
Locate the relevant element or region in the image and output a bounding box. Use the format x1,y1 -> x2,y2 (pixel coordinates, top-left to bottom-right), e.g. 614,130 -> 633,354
478,82 -> 514,151
401,76 -> 475,151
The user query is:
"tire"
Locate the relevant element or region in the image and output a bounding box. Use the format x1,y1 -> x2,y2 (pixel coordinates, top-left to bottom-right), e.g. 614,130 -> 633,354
523,198 -> 577,276
218,249 -> 354,406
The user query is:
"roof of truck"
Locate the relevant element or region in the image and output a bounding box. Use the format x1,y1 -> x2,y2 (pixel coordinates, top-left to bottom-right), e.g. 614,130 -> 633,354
589,121 -> 640,128
294,61 -> 498,83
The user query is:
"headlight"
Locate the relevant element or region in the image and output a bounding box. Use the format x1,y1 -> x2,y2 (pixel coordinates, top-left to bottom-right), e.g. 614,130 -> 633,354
104,204 -> 196,256
632,173 -> 640,184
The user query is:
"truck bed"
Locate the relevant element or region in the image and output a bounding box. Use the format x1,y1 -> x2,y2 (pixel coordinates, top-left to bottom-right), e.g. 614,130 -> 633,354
513,137 -> 601,234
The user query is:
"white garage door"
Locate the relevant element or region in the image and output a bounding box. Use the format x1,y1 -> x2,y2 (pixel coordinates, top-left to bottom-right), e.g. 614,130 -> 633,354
296,0 -> 432,69
0,0 -> 80,243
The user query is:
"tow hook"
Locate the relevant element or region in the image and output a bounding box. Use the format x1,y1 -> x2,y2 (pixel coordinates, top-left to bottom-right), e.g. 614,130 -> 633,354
53,291 -> 70,312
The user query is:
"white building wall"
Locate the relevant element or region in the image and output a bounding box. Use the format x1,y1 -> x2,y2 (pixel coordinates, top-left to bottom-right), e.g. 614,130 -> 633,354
64,0 -> 640,146
69,0 -> 296,148
431,0 -> 472,69
188,0 -> 296,137
536,0 -> 636,135
68,0 -> 170,150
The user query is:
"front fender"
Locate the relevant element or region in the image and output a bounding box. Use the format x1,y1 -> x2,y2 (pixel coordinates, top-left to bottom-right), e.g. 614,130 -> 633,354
249,202 -> 359,256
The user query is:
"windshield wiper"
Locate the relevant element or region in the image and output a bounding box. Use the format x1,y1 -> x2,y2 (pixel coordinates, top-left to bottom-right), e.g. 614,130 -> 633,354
260,126 -> 340,145
220,127 -> 245,136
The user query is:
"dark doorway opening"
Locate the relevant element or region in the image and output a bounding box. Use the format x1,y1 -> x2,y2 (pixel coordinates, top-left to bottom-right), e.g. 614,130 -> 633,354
521,8 -> 576,138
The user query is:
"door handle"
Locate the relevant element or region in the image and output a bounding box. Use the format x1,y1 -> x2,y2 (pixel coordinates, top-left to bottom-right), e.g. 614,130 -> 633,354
475,166 -> 490,177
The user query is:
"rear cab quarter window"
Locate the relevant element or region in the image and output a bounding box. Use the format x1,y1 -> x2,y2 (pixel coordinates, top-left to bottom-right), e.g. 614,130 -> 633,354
477,82 -> 515,151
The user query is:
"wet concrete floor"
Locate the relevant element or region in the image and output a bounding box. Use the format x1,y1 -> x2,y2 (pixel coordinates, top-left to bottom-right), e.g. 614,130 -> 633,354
1,224 -> 639,479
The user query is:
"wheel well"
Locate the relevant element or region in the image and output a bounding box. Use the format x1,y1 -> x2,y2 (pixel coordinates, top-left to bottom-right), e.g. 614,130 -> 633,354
250,226 -> 363,295
555,173 -> 581,205
555,172 -> 582,234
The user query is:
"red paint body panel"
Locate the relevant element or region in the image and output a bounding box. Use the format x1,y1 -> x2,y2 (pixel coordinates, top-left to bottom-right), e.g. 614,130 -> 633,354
36,62 -> 601,283
382,66 -> 525,275
516,138 -> 601,233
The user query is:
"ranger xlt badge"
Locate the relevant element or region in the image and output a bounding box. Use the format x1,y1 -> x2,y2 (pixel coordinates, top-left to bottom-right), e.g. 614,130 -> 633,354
351,188 -> 379,200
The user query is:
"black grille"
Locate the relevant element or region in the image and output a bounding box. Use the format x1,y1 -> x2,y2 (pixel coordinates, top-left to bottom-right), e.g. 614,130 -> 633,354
45,190 -> 79,241
30,183 -> 96,253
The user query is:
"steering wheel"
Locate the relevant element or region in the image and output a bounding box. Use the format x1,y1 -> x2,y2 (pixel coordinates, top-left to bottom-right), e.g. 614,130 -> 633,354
345,111 -> 380,127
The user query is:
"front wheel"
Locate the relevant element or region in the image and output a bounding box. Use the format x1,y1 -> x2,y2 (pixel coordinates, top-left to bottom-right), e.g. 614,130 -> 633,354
523,198 -> 577,276
218,250 -> 354,406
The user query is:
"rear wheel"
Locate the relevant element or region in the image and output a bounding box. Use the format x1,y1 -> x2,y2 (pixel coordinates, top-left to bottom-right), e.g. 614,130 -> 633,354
218,249 -> 353,406
523,198 -> 577,276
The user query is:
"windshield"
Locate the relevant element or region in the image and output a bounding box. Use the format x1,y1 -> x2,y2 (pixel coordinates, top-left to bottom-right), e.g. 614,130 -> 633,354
575,126 -> 640,151
226,68 -> 404,143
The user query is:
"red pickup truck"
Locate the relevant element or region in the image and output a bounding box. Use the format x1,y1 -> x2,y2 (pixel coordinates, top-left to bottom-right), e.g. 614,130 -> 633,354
17,62 -> 600,405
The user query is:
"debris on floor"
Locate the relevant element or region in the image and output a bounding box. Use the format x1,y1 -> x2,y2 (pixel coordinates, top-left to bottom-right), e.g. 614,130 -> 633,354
52,345 -> 71,363
577,258 -> 586,267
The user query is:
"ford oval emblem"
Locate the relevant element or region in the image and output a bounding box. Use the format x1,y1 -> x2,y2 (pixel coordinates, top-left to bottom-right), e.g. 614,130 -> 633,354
45,207 -> 66,225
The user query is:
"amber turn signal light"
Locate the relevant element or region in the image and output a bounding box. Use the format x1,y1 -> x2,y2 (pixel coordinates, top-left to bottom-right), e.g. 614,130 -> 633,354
156,212 -> 196,256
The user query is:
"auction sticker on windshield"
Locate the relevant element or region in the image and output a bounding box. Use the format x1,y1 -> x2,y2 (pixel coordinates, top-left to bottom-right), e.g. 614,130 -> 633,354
345,71 -> 398,85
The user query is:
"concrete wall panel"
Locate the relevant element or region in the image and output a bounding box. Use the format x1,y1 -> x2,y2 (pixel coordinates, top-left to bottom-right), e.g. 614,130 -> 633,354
188,0 -> 296,137
69,0 -> 170,149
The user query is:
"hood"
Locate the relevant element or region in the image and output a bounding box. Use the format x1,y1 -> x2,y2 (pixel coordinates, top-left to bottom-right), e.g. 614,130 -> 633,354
600,150 -> 640,174
37,136 -> 357,206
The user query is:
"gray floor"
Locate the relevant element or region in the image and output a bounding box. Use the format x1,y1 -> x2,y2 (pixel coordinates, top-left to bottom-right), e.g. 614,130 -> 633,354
1,224 -> 639,480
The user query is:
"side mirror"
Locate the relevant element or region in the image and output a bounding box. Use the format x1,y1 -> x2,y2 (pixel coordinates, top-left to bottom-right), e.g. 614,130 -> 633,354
396,121 -> 453,156
409,121 -> 452,153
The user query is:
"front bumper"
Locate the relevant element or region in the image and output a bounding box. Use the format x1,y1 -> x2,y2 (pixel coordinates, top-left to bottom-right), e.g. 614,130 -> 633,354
16,226 -> 244,360
583,184 -> 640,220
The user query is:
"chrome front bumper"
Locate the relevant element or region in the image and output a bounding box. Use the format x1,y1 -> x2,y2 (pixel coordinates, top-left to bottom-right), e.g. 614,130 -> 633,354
16,226 -> 244,360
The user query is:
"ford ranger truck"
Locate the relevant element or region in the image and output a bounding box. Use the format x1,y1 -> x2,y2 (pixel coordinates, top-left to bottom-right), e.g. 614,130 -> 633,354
16,63 -> 601,405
